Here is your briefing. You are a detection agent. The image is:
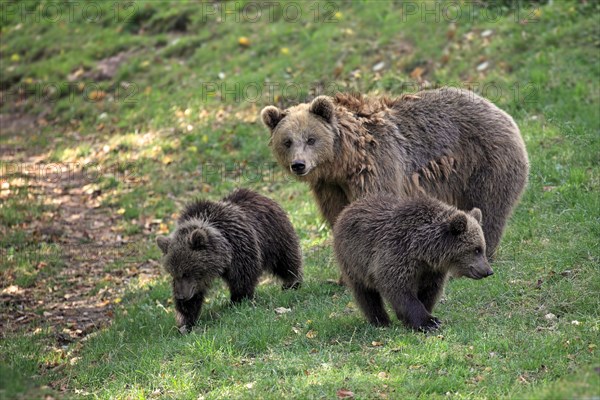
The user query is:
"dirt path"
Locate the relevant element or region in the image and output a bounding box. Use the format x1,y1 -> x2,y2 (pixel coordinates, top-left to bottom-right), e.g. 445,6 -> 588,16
1,145 -> 161,345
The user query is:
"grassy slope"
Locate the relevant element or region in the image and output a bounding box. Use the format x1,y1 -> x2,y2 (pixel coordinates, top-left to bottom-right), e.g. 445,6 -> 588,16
1,0 -> 599,399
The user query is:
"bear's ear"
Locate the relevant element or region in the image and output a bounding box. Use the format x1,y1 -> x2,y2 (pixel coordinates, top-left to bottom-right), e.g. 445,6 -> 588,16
261,106 -> 284,131
447,213 -> 468,236
156,236 -> 171,255
309,96 -> 334,123
469,208 -> 482,225
188,228 -> 209,251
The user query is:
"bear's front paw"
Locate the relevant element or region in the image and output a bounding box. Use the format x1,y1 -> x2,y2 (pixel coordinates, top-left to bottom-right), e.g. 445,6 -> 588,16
282,280 -> 301,290
178,325 -> 191,335
418,316 -> 442,332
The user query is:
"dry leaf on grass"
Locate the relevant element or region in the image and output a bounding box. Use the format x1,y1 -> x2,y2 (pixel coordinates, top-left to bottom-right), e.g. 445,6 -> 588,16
337,389 -> 355,398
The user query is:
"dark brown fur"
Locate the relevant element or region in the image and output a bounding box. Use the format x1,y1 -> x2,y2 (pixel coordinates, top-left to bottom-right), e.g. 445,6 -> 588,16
333,194 -> 493,331
157,189 -> 302,332
262,88 -> 529,257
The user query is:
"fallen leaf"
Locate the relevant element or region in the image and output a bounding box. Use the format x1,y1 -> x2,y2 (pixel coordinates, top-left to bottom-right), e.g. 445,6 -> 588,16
371,341 -> 383,347
589,344 -> 597,352
238,37 -> 250,47
481,29 -> 493,38
372,61 -> 386,72
88,90 -> 106,101
476,61 -> 489,72
274,307 -> 291,314
337,389 -> 354,399
410,67 -> 425,80
158,223 -> 170,234
306,330 -> 317,339
446,23 -> 456,40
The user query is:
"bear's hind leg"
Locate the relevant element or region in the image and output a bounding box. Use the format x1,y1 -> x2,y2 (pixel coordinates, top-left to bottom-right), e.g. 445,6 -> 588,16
228,284 -> 256,304
349,280 -> 390,326
272,253 -> 303,290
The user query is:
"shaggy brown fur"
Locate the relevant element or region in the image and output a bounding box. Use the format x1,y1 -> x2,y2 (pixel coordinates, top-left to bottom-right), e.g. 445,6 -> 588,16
157,189 -> 302,333
261,88 -> 529,257
333,194 -> 493,330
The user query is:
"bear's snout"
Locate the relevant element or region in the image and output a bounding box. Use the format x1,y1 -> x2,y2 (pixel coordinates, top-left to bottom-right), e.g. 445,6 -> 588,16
291,160 -> 307,175
470,262 -> 494,279
173,279 -> 196,300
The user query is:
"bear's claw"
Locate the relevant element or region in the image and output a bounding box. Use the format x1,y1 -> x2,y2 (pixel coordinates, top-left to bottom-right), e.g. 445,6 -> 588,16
178,325 -> 191,335
418,316 -> 442,332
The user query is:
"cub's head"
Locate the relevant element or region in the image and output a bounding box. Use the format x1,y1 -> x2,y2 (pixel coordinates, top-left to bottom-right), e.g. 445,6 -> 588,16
156,221 -> 232,300
442,208 -> 493,280
261,96 -> 337,180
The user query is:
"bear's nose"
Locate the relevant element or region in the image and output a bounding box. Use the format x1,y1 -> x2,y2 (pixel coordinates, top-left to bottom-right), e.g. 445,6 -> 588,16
291,161 -> 306,174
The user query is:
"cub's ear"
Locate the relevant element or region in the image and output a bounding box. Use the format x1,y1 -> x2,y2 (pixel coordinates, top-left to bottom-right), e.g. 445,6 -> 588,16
188,228 -> 209,251
469,208 -> 482,225
261,106 -> 284,131
309,96 -> 334,123
156,236 -> 171,255
447,213 -> 468,236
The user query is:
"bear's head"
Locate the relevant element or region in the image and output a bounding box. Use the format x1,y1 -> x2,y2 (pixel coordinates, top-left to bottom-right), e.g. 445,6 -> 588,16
156,220 -> 232,300
441,208 -> 493,280
261,96 -> 337,180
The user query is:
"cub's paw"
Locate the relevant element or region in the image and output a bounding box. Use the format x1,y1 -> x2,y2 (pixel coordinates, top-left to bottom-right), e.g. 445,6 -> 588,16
417,316 -> 442,332
370,316 -> 391,327
282,280 -> 302,290
178,325 -> 191,335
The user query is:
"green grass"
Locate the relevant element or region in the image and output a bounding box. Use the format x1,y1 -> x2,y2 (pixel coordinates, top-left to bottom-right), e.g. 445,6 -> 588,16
1,0 -> 599,399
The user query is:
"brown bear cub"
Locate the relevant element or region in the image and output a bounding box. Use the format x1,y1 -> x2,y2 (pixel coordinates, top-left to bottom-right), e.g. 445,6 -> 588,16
157,189 -> 302,333
333,194 -> 493,331
262,88 -> 529,257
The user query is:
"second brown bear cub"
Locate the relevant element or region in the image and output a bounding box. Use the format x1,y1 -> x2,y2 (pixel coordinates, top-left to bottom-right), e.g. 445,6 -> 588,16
333,194 -> 493,331
157,189 -> 302,333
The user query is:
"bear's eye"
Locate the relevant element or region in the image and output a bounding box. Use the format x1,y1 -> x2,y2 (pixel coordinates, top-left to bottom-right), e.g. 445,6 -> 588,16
474,247 -> 482,255
283,139 -> 292,148
182,272 -> 190,279
307,137 -> 316,145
